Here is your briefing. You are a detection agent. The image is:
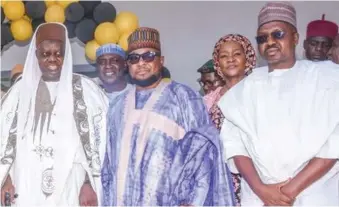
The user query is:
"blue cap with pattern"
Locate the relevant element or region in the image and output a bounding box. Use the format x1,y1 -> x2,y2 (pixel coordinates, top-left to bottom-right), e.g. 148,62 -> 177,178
96,43 -> 126,59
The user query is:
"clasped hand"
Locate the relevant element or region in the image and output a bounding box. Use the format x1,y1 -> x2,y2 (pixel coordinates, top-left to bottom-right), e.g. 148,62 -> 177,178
256,180 -> 296,206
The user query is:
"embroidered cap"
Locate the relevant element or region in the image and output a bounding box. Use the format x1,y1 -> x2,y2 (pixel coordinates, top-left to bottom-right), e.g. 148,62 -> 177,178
258,1 -> 297,29
96,43 -> 126,59
127,27 -> 161,53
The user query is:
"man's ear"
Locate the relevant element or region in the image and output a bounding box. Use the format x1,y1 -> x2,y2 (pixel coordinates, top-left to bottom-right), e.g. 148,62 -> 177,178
160,56 -> 164,66
303,39 -> 308,50
293,32 -> 299,47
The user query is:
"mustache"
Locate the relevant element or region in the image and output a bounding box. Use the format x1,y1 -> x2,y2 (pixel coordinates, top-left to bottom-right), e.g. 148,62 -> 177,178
104,65 -> 126,73
136,66 -> 151,71
264,44 -> 280,53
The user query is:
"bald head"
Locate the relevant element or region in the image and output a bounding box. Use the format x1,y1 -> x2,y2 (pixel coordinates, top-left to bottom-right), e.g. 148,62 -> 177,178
328,34 -> 339,64
36,23 -> 66,47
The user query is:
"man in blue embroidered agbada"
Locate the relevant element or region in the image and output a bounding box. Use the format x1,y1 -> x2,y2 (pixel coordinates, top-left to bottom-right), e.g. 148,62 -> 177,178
101,27 -> 235,206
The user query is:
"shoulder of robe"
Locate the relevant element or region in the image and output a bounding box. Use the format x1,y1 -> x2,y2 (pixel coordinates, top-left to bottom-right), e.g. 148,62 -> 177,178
246,66 -> 268,82
217,67 -> 268,113
167,81 -> 203,101
225,66 -> 268,96
72,73 -> 109,106
0,80 -> 21,106
304,60 -> 339,89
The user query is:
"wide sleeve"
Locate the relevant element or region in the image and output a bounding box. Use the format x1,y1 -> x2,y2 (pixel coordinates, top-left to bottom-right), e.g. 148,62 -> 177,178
220,118 -> 250,173
80,78 -> 109,205
176,85 -> 212,131
82,82 -> 109,175
0,84 -> 20,185
170,126 -> 235,206
316,123 -> 339,159
89,90 -> 109,168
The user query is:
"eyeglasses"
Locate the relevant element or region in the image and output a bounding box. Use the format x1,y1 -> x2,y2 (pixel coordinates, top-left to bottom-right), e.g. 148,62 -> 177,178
127,51 -> 161,65
255,30 -> 285,45
197,78 -> 223,87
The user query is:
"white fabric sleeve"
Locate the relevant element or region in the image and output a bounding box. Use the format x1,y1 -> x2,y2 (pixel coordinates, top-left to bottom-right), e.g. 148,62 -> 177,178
220,118 -> 250,173
316,124 -> 339,159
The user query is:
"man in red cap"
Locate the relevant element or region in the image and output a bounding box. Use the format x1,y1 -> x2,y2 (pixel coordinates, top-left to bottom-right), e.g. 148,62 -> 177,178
304,14 -> 338,61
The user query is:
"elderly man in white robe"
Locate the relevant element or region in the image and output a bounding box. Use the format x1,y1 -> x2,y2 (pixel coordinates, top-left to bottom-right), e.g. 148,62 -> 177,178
219,2 -> 339,206
0,23 -> 108,206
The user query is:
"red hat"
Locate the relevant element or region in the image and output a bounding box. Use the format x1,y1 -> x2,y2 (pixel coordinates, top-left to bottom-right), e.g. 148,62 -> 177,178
306,14 -> 338,39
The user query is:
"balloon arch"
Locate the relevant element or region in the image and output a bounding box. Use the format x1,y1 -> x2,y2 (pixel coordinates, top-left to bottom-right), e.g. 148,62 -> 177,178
1,0 -> 139,62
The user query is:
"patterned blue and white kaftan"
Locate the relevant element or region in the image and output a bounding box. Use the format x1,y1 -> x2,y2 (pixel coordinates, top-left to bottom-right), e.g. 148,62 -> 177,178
102,80 -> 235,206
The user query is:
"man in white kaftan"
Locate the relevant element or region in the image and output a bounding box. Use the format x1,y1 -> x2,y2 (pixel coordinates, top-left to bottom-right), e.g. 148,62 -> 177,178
219,2 -> 339,206
0,23 -> 108,206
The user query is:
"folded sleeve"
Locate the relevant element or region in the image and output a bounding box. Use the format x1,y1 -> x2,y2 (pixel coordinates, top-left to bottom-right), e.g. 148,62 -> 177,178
316,124 -> 339,159
220,118 -> 250,173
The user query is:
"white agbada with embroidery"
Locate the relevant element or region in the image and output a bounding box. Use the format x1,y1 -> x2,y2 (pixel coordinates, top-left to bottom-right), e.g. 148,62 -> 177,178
218,60 -> 339,205
0,23 -> 108,206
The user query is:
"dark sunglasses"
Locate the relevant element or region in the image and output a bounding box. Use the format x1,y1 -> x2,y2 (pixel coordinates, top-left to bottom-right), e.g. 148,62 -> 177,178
256,30 -> 285,45
127,51 -> 161,64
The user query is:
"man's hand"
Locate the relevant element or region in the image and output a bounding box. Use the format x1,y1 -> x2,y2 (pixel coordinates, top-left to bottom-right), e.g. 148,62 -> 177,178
280,183 -> 298,203
1,175 -> 15,206
79,183 -> 98,206
256,180 -> 294,206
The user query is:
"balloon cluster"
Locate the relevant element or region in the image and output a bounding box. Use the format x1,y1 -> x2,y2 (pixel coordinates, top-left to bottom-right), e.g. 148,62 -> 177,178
1,0 -> 139,62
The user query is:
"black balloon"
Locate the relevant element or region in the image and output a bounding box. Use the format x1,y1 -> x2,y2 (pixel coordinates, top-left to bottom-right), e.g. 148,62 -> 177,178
65,2 -> 85,23
1,23 -> 14,47
25,1 -> 46,20
64,21 -> 76,38
93,2 -> 116,24
75,18 -> 97,44
32,18 -> 46,32
79,1 -> 100,18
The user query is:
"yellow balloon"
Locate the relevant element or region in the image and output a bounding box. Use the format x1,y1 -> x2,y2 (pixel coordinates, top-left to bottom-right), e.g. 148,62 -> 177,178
1,0 -> 8,8
45,4 -> 65,23
44,0 -> 56,8
95,22 -> 120,45
10,19 -> 33,41
23,15 -> 32,23
85,39 -> 100,61
56,0 -> 78,9
114,11 -> 139,34
3,1 -> 25,21
118,32 -> 132,51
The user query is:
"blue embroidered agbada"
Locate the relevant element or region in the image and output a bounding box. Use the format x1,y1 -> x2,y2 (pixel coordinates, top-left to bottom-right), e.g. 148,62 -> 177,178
102,80 -> 235,206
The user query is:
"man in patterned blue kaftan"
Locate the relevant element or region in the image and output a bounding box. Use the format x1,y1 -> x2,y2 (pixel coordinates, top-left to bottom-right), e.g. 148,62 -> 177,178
102,28 -> 234,206
101,27 -> 235,206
